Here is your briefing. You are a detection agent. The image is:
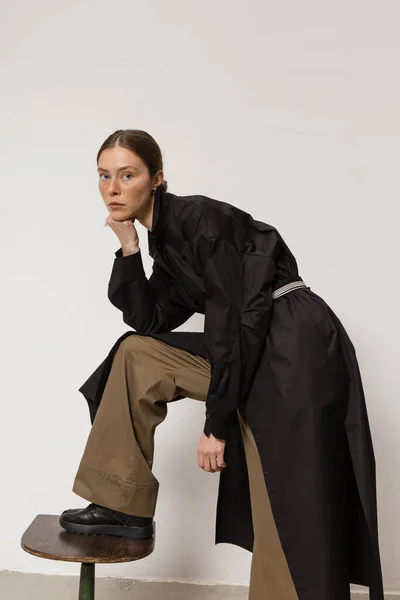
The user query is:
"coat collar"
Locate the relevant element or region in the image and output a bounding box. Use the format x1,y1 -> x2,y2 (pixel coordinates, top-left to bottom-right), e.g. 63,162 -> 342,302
148,185 -> 170,257
150,185 -> 168,239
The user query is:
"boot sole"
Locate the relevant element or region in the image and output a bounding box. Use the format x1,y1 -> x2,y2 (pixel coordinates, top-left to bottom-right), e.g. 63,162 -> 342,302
59,516 -> 155,540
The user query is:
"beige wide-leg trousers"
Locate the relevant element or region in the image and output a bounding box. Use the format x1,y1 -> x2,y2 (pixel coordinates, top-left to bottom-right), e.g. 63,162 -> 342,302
73,335 -> 298,600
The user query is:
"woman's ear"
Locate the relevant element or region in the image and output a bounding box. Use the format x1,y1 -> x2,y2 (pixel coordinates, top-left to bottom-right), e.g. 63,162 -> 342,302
155,170 -> 164,187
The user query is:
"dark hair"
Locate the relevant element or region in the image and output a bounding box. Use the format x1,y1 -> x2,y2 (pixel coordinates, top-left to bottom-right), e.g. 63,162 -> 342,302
96,129 -> 168,191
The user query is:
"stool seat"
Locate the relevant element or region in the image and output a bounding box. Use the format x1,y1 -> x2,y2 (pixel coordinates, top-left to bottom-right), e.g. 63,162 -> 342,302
21,514 -> 155,563
21,514 -> 156,599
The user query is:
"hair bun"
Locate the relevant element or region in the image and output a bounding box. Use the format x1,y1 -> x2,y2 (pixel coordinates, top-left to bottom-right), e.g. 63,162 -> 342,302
161,179 -> 168,191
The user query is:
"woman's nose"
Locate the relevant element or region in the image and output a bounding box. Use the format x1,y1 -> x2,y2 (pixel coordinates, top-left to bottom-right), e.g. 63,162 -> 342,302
108,179 -> 120,194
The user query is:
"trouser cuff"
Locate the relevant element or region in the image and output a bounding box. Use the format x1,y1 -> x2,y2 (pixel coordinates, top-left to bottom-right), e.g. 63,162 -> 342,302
72,463 -> 158,517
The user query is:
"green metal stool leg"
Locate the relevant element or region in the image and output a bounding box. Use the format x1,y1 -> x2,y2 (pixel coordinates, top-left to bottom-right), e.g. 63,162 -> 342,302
78,562 -> 95,600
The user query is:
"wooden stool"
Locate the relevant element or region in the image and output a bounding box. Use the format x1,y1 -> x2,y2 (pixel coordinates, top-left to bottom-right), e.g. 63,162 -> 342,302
21,514 -> 156,599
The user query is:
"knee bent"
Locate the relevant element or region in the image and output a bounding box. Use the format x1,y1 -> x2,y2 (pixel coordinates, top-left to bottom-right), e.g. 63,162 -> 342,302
117,334 -> 154,355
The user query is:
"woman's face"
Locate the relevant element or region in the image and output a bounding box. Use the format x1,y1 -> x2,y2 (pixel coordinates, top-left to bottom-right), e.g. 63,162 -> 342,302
97,146 -> 162,221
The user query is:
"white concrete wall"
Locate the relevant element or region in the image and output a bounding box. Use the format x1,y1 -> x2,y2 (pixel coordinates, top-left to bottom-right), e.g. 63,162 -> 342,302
1,0 -> 399,593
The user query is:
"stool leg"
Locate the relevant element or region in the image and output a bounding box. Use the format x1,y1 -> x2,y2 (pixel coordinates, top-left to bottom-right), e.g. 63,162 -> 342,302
78,563 -> 95,600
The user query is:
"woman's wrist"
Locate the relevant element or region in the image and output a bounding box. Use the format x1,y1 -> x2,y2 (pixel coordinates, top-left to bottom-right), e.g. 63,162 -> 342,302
121,244 -> 140,256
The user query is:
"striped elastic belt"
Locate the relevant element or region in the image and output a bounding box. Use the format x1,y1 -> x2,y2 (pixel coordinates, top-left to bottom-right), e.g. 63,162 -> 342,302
272,279 -> 308,300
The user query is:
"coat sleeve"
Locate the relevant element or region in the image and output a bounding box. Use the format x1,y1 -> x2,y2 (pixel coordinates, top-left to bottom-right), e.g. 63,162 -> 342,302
202,236 -> 277,440
107,248 -> 195,333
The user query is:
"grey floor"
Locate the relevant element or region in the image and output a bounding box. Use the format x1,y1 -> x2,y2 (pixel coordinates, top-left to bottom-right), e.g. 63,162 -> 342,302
0,571 -> 395,599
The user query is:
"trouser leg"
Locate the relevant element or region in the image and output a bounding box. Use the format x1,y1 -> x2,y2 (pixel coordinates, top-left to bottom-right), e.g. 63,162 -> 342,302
72,333 -> 297,598
72,335 -> 211,517
237,409 -> 299,600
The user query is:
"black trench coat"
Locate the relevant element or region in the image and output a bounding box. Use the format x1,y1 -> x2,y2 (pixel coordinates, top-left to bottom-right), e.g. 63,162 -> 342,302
79,186 -> 384,599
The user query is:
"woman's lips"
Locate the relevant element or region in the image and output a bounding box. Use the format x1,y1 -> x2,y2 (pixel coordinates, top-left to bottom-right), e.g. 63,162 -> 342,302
109,203 -> 124,208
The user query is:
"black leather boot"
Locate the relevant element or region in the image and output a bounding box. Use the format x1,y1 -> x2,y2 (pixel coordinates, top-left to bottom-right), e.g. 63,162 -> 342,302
59,503 -> 154,540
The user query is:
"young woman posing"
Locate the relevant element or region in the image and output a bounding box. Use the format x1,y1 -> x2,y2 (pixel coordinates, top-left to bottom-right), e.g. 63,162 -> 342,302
60,129 -> 384,600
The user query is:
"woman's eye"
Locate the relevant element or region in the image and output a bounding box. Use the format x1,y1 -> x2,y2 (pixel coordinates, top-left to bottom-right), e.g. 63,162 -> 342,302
99,173 -> 133,181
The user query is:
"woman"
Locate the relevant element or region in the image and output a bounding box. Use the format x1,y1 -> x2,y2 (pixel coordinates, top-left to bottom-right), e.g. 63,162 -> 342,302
60,129 -> 384,600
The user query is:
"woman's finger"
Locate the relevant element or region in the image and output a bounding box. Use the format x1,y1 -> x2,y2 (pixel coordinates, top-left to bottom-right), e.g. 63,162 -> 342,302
202,455 -> 210,472
209,455 -> 220,472
198,448 -> 204,469
217,452 -> 227,468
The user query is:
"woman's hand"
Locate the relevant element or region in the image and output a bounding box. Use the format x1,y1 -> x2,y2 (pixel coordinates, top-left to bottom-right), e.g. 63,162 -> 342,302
106,214 -> 139,254
198,433 -> 227,472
